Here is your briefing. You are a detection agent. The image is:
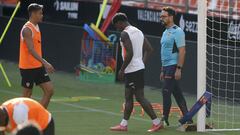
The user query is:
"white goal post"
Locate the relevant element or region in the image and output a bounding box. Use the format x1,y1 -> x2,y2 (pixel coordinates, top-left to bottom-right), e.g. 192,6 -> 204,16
197,0 -> 240,132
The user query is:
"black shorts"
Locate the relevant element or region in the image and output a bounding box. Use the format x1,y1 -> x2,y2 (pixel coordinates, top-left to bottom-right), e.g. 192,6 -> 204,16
20,67 -> 50,89
125,69 -> 144,89
163,65 -> 177,78
43,118 -> 55,135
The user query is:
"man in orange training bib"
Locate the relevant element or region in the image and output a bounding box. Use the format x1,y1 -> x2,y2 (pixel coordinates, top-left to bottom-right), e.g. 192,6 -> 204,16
19,3 -> 55,108
0,97 -> 54,135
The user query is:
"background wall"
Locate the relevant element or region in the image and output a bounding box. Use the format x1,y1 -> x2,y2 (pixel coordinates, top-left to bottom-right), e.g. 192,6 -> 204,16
0,16 -> 197,93
0,17 -> 82,72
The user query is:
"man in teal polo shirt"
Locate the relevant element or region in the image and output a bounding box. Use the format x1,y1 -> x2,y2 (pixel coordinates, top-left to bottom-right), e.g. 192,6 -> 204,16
160,7 -> 191,126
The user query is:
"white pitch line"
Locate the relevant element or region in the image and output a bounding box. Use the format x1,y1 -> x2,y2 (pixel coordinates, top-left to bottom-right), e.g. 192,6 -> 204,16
0,89 -> 151,122
0,88 -> 233,135
51,110 -> 93,113
206,132 -> 227,135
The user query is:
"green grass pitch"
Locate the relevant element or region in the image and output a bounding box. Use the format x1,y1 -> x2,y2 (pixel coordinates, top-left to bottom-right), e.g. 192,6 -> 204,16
0,60 -> 239,135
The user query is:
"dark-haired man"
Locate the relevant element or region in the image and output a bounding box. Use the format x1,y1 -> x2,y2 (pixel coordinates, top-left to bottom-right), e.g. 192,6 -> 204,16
0,98 -> 54,135
19,3 -> 54,109
15,121 -> 42,135
110,13 -> 162,132
160,7 -> 191,126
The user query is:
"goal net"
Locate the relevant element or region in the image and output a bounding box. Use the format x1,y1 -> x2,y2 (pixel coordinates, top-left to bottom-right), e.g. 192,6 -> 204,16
198,0 -> 240,131
79,32 -> 117,83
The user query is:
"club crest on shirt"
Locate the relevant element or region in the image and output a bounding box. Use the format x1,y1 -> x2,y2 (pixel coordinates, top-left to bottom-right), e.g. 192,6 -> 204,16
167,32 -> 171,37
26,82 -> 30,87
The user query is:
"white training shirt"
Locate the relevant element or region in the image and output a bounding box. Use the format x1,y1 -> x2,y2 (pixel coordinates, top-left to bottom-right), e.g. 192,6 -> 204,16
120,26 -> 145,73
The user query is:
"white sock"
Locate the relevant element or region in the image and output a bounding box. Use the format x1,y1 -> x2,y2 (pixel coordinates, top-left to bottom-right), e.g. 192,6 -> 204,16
120,119 -> 128,126
152,118 -> 160,125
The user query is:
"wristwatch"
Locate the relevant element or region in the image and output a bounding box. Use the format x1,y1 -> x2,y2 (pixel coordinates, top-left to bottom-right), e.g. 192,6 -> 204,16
177,65 -> 182,69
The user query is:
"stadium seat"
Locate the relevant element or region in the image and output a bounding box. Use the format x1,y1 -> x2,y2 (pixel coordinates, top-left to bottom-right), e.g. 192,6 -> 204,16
189,0 -> 197,9
0,0 -> 17,5
233,0 -> 240,14
81,0 -> 236,18
215,0 -> 229,12
148,0 -> 186,12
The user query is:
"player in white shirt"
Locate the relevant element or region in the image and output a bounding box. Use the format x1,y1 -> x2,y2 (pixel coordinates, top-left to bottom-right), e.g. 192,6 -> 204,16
110,13 -> 162,132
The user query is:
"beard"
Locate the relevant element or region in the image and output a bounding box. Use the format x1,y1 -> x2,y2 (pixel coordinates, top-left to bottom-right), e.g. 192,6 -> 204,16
160,20 -> 166,26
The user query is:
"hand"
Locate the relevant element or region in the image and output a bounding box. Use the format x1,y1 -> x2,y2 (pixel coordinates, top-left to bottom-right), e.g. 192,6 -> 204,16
175,69 -> 181,80
43,61 -> 55,74
118,69 -> 125,81
160,72 -> 164,81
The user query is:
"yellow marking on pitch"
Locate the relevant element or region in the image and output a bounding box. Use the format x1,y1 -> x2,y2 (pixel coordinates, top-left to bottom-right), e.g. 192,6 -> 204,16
51,96 -> 106,102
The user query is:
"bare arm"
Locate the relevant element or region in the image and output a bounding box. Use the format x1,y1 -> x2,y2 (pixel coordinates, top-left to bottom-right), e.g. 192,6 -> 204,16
120,31 -> 133,71
177,46 -> 186,68
22,27 -> 46,65
22,28 -> 55,73
174,46 -> 186,80
142,37 -> 153,65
